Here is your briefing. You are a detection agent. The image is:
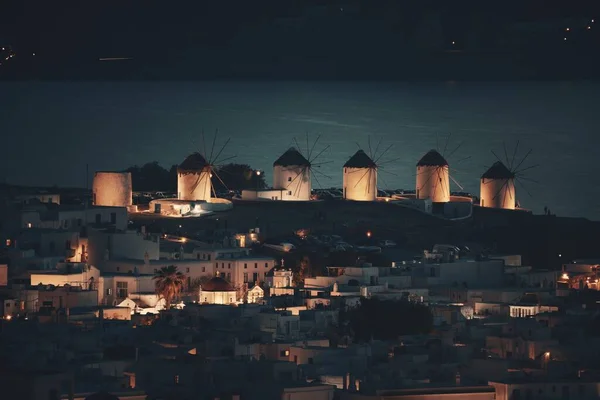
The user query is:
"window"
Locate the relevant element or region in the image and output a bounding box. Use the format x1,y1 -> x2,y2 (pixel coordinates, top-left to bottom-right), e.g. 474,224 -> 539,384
244,273 -> 248,283
244,263 -> 247,269
202,267 -> 206,272
280,350 -> 290,357
265,263 -> 269,268
254,263 -> 258,269
253,272 -> 258,282
207,254 -> 211,261
288,177 -> 292,182
228,263 -> 231,269
110,212 -> 117,224
222,263 -> 225,268
106,288 -> 112,295
288,191 -> 292,195
116,281 -> 128,298
95,214 -> 101,225
186,268 -> 190,273
196,253 -> 200,260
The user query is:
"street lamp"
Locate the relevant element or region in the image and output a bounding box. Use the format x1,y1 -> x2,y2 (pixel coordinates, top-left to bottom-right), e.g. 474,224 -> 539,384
255,170 -> 262,191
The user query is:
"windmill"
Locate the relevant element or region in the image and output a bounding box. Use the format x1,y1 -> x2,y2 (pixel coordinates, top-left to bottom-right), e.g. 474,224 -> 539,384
416,134 -> 470,203
480,141 -> 538,210
272,134 -> 331,201
177,129 -> 234,201
343,136 -> 400,201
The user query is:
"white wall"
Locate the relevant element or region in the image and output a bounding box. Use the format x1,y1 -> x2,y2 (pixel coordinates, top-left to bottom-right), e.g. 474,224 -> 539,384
178,169 -> 211,201
343,167 -> 376,201
273,165 -> 311,201
416,165 -> 450,202
93,172 -> 133,207
199,290 -> 237,304
480,178 -> 516,209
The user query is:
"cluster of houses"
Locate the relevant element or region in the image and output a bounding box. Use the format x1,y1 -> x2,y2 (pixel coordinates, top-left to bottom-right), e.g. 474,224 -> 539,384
1,189 -> 600,400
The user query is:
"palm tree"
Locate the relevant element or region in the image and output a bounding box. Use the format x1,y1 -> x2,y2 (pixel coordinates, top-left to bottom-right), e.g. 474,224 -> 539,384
153,265 -> 186,309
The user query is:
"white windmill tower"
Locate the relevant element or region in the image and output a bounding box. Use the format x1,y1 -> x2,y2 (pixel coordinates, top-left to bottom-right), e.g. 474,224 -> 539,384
343,137 -> 400,202
343,150 -> 378,201
415,149 -> 450,203
480,142 -> 538,210
416,135 -> 469,203
272,135 -> 331,201
177,130 -> 234,201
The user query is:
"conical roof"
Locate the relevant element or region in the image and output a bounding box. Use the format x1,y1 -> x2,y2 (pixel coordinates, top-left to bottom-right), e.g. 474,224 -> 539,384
202,276 -> 235,292
482,161 -> 515,180
273,147 -> 310,167
344,150 -> 377,168
179,152 -> 209,170
417,149 -> 448,167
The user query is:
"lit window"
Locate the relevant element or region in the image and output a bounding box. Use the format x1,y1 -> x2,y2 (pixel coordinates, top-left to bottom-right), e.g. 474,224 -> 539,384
5,239 -> 10,247
27,222 -> 32,228
285,350 -> 290,356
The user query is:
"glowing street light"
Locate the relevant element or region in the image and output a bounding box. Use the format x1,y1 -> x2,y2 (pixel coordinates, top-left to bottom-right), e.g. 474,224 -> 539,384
366,231 -> 372,238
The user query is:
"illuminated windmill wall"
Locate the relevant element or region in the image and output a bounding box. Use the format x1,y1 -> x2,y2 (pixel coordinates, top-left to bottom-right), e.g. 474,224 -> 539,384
271,135 -> 330,202
177,130 -> 234,202
93,171 -> 133,207
416,149 -> 450,203
480,161 -> 515,209
177,153 -> 212,201
480,143 -> 538,210
273,148 -> 312,201
343,150 -> 377,201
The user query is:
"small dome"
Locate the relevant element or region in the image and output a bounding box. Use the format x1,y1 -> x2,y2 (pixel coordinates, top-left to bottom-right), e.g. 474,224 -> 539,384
273,147 -> 310,167
417,150 -> 448,167
84,392 -> 120,400
482,161 -> 514,180
202,277 -> 235,291
344,150 -> 376,168
179,152 -> 209,171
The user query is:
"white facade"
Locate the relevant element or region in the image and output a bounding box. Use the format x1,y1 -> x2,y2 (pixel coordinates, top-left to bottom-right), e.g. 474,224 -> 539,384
509,304 -> 559,318
93,171 -> 133,208
248,285 -> 265,303
199,289 -> 237,304
343,167 -> 377,201
416,165 -> 450,202
213,256 -> 275,288
87,229 -> 160,265
273,165 -> 311,201
178,169 -> 212,201
480,178 -> 516,209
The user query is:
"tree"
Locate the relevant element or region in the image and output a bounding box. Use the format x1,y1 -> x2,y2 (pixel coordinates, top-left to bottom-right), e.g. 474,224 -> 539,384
126,161 -> 176,192
212,163 -> 266,191
153,265 -> 186,309
343,297 -> 433,342
293,256 -> 311,287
